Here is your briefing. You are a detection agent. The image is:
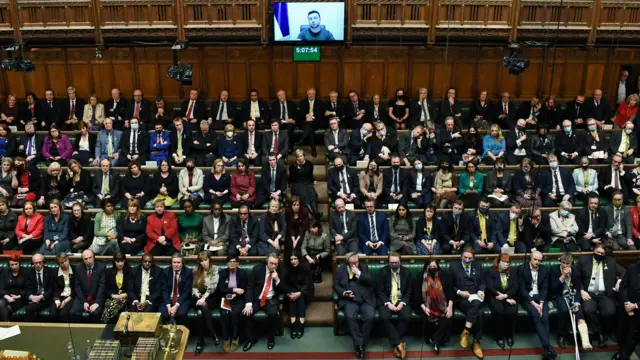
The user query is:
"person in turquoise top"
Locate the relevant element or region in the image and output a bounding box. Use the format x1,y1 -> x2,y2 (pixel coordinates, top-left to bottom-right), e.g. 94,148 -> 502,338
458,161 -> 485,208
178,198 -> 204,255
482,124 -> 506,165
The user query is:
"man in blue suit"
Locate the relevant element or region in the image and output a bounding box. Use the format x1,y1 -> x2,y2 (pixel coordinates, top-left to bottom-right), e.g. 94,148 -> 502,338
495,203 -> 523,250
471,198 -> 498,254
542,153 -> 575,207
149,120 -> 171,164
161,253 -> 193,325
358,199 -> 388,255
93,118 -> 122,166
517,251 -> 556,360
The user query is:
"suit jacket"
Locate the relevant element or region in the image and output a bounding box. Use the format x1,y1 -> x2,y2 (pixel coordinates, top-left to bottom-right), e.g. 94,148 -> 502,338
119,129 -> 149,159
598,166 -> 627,196
549,211 -> 579,243
239,100 -> 270,127
258,164 -> 287,196
539,105 -> 564,129
94,129 -> 122,159
127,264 -> 165,305
270,100 -> 298,122
105,266 -> 131,298
582,131 -> 608,157
492,101 -> 518,129
618,260 -> 640,304
161,266 -> 193,307
81,104 -> 106,126
439,99 -> 463,123
564,100 -> 588,125
542,167 -> 576,197
409,99 -> 437,126
549,265 -> 582,304
578,254 -> 625,298
505,129 -> 530,156
554,130 -> 581,157
440,211 -> 472,244
262,131 -> 289,157
349,131 -> 372,159
191,130 -> 217,158
516,102 -> 541,124
240,130 -> 263,157
73,262 -> 106,306
517,263 -> 548,302
16,213 -> 44,242
39,99 -> 62,128
325,100 -> 347,124
229,215 -> 260,250
471,211 -> 498,245
25,267 -> 55,301
72,133 -> 97,155
609,131 -> 638,155
169,129 -> 191,158
179,99 -> 206,121
91,171 -> 121,200
584,97 -> 612,123
216,268 -> 248,306
572,168 -> 598,194
246,263 -> 287,307
209,100 -> 237,122
383,167 -> 409,196
126,99 -> 152,126
397,132 -> 424,161
324,129 -> 350,156
370,127 -> 398,158
104,98 -> 128,123
415,217 -> 443,243
149,131 -> 171,157
297,99 -> 325,127
53,268 -> 75,301
18,134 -> 45,161
364,102 -> 387,125
485,267 -> 518,299
357,212 -> 389,249
344,100 -> 366,128
359,171 -> 383,198
521,214 -> 551,250
202,213 -> 230,247
437,127 -> 465,156
449,260 -> 485,293
375,265 -> 412,306
604,205 -> 633,240
333,262 -> 375,308
60,98 -> 86,122
329,210 -> 358,243
576,208 -> 607,238
328,167 -> 359,197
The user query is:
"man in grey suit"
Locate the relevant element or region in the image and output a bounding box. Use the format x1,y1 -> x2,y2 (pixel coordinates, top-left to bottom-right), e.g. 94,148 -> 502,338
329,199 -> 359,255
202,202 -> 231,255
91,158 -> 121,207
70,249 -> 106,323
324,117 -> 350,161
93,118 -> 122,166
604,190 -> 635,250
398,125 -> 426,167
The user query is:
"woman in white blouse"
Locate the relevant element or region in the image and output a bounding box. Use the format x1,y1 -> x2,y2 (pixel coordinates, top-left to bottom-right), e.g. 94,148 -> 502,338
51,252 -> 74,322
572,156 -> 599,204
71,122 -> 96,166
192,251 -> 220,355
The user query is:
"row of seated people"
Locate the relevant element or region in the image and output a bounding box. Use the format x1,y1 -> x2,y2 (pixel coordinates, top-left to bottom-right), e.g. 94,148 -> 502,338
329,189 -> 640,257
0,250 -> 317,355
333,246 -> 640,360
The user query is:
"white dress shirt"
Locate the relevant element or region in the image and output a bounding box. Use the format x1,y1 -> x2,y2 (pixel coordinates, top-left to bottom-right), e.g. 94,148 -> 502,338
587,260 -> 605,293
529,266 -> 539,297
550,170 -> 565,196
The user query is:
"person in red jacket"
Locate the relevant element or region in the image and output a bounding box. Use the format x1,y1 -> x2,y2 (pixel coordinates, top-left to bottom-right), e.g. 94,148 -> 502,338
631,195 -> 640,243
230,159 -> 256,208
14,201 -> 44,254
614,94 -> 639,127
144,199 -> 180,256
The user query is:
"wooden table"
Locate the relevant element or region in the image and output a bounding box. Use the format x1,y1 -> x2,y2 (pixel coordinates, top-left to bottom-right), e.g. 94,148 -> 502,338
0,322 -> 189,359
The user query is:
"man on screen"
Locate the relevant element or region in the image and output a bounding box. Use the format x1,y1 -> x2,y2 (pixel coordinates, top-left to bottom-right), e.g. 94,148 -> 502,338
297,10 -> 335,41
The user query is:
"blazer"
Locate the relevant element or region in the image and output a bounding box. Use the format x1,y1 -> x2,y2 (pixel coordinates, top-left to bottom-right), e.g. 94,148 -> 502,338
349,130 -> 372,159
516,102 -> 541,124
81,104 -> 106,126
449,260 -> 486,293
229,215 -> 260,250
324,129 -> 350,156
505,130 -> 529,156
329,210 -> 358,242
178,167 -> 204,198
91,171 -> 121,200
549,265 -> 582,303
517,263 -> 549,302
105,266 -> 132,298
485,267 -> 518,300
25,267 -> 55,301
328,167 -> 359,197
258,212 -> 286,244
73,262 -> 106,306
209,100 -> 237,122
42,135 -> 73,161
582,131 -> 608,157
179,99 -> 207,121
458,172 -> 484,197
572,168 -> 599,194
604,205 -> 633,240
620,261 -> 640,305
39,99 -> 62,128
632,206 -> 640,239
440,211 -> 472,244
542,167 -> 576,197
333,262 -> 375,308
371,127 -> 398,157
202,214 -> 230,247
357,212 -> 389,249
409,99 -> 437,126
52,267 -> 75,301
270,100 -> 298,122
104,98 -> 128,122
246,263 -> 287,307
258,164 -> 287,196
191,130 -> 217,158
60,98 -> 86,122
325,100 -> 347,124
94,129 -> 122,159
584,97 -> 612,123
126,99 -> 152,126
397,132 -> 422,161
72,133 -> 97,154
469,99 -> 492,122
16,213 -> 45,240
471,211 -> 498,245
564,100 -> 587,123
415,217 -> 443,244
609,130 -> 638,155
484,170 -> 512,195
161,266 -> 193,307
576,207 -> 607,239
530,135 -> 555,158
239,100 -> 270,127
216,268 -> 248,306
119,129 -> 149,159
18,133 -> 44,160
492,101 -> 518,128
240,130 -> 263,157
297,99 -> 325,127
598,166 -> 628,196
149,131 -> 171,157
375,265 -> 412,306
439,99 -> 463,123
364,102 -> 387,125
549,211 -> 579,243
144,211 -> 180,253
382,167 -> 409,196
169,129 -> 191,159
437,127 -> 465,155
127,264 -> 165,305
554,130 -> 581,157
539,105 -> 564,129
284,264 -> 314,302
578,254 -> 625,298
359,171 -> 383,198
262,131 -> 289,157
521,214 -> 552,250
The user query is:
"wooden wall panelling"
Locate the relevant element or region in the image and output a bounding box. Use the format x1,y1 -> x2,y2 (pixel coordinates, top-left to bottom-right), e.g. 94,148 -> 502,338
272,62 -> 294,96
67,49 -> 94,99
476,62 -> 498,98
205,62 -> 229,99
23,66 -> 44,97
249,62 -> 270,100
432,63 -> 453,100
560,61 -> 584,98
158,61 -> 181,100
342,62 -> 361,99
497,67 -> 518,98
363,62 -> 384,99
112,62 -> 136,98
296,63 -> 316,100
136,63 -> 160,99
317,61 -> 339,97
227,63 -> 247,101
583,63 -> 605,96
3,71 -> 24,97
408,62 -> 431,97
518,62 -> 542,99
385,62 -> 407,100
452,62 -> 475,100
91,62 -> 114,99
46,64 -> 69,98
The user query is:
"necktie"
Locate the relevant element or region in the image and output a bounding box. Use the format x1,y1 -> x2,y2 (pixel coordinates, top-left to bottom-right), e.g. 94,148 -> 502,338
107,132 -> 113,157
464,265 -> 470,277
251,102 -> 257,120
172,271 -> 179,305
27,137 -> 32,156
241,221 -> 247,247
349,271 -> 354,280
393,170 -> 399,193
508,219 -> 517,246
103,174 -> 109,194
596,101 -> 599,107
342,213 -> 347,233
177,132 -> 183,157
553,170 -> 561,196
134,102 -> 140,118
374,105 -> 379,119
132,131 -> 137,154
591,211 -> 596,229
87,268 -> 93,303
141,270 -> 149,303
70,100 -> 75,120
217,102 -> 224,121
332,103 -> 336,111
370,215 -> 378,242
334,131 -> 339,145
614,170 -> 620,189
91,107 -> 96,122
576,105 -> 580,117
112,100 -> 117,110
273,132 -> 278,154
48,100 -> 52,108
260,273 -> 273,307
503,103 -> 508,115
341,172 -> 348,194
37,272 -> 43,294
422,102 -> 428,120
391,272 -> 398,304
478,214 -> 487,242
186,101 -> 194,119
308,101 -> 313,116
249,132 -> 254,153
156,132 -> 161,145
270,168 -> 276,193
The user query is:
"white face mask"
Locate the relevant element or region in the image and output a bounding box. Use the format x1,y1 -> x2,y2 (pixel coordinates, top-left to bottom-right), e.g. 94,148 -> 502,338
225,131 -> 234,138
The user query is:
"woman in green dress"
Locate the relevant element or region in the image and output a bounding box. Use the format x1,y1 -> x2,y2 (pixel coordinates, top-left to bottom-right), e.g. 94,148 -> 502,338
178,198 -> 203,256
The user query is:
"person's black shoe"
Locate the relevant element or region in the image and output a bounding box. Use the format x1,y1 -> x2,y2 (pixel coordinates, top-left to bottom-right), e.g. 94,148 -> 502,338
267,338 -> 275,350
290,323 -> 297,339
609,332 -> 618,343
212,334 -> 220,346
433,343 -> 440,355
557,336 -> 567,349
506,336 -> 514,347
598,333 -> 606,348
355,345 -> 365,359
242,340 -> 256,352
612,351 -> 620,360
194,340 -> 205,356
297,323 -> 304,338
496,339 -> 505,350
543,346 -> 557,360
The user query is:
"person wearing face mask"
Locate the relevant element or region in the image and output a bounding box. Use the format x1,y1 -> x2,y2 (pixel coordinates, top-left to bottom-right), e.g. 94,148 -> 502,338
149,120 -> 170,165
371,121 -> 398,166
577,243 -> 625,348
178,158 -> 204,209
529,123 -> 555,165
383,155 -> 409,205
217,124 -> 242,167
505,119 -> 529,165
512,158 -> 542,208
542,153 -> 575,207
441,200 -> 471,254
349,123 -> 373,166
432,160 -> 458,209
554,120 -> 581,164
539,96 -> 563,130
327,156 -> 360,208
485,253 -> 517,349
359,160 -> 383,207
484,158 -> 512,208
408,159 -> 432,208
549,201 -> 580,252
572,157 -> 599,205
495,203 -> 522,250
604,190 -> 635,250
116,117 -> 148,166
609,121 -> 637,164
388,88 -> 409,130
582,118 -> 608,164
471,198 -> 498,254
576,193 -> 606,251
412,260 -> 454,354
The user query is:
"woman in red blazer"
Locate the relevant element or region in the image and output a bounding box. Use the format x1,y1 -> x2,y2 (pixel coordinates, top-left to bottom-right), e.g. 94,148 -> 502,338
230,159 -> 256,208
15,201 -> 44,254
614,94 -> 639,127
631,195 -> 640,241
144,199 -> 180,256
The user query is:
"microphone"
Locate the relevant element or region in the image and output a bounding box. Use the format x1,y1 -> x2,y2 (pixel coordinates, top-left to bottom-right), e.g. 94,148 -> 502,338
123,313 -> 131,336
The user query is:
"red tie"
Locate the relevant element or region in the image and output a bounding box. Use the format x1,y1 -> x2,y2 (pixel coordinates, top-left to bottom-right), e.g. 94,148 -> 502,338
260,273 -> 273,307
273,132 -> 278,154
186,101 -> 194,119
70,101 -> 75,120
87,268 -> 93,303
614,170 -> 620,190
172,272 -> 179,305
503,103 -> 508,115
134,103 -> 140,118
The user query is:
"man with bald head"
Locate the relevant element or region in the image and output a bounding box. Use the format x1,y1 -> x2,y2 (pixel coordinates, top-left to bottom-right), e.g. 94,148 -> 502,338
24,253 -> 55,321
126,89 -> 151,130
585,89 -> 612,127
493,91 -> 517,129
328,156 -> 360,207
71,249 -> 106,323
348,122 -> 374,166
554,119 -> 581,164
329,198 -> 359,255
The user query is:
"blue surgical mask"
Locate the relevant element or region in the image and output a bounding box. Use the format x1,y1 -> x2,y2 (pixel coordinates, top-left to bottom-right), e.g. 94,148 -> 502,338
522,167 -> 531,173
564,127 -> 572,134
360,130 -> 368,137
588,125 -> 597,131
378,130 -> 386,137
462,258 -> 472,266
549,162 -> 559,170
415,164 -> 423,170
560,209 -> 569,217
131,123 -> 139,130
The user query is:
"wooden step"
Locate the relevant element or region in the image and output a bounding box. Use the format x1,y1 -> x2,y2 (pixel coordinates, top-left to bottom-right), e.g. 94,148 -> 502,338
313,272 -> 334,301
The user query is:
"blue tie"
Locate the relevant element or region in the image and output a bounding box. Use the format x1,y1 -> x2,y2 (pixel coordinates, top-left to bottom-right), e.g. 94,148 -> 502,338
27,138 -> 32,156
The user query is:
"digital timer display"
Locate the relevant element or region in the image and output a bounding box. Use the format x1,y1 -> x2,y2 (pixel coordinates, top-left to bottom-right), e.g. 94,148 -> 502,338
293,46 -> 321,62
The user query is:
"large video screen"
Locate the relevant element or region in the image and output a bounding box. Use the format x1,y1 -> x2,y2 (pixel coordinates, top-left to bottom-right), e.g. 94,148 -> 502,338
273,2 -> 345,42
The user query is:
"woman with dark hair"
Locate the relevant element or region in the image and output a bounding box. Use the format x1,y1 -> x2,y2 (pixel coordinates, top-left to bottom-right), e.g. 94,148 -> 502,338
0,94 -> 18,127
0,124 -> 16,157
0,254 -> 27,321
301,220 -> 329,283
289,149 -> 319,217
484,157 -> 512,208
0,197 -> 17,252
151,159 -> 179,207
178,198 -> 203,256
43,125 -> 73,165
217,255 -> 247,353
19,92 -> 39,130
121,161 -> 150,209
285,196 -> 310,259
408,158 -> 431,208
71,122 -> 97,166
144,199 -> 180,256
512,158 -> 542,208
15,201 -> 44,254
192,251 -> 220,355
458,161 -> 484,209
470,90 -> 492,130
463,124 -> 483,164
258,199 -> 286,255
90,198 -> 119,255
68,202 -> 93,252
178,157 -> 204,208
11,156 -> 41,208
431,160 -> 457,208
529,123 -> 554,165
117,199 -> 146,255
416,206 -> 443,255
39,199 -> 69,255
204,158 -> 231,205
359,160 -> 383,207
389,203 -> 416,255
388,88 -> 409,129
101,251 -> 131,323
284,253 -> 313,339
230,159 -> 256,208
63,159 -> 92,208
412,260 -> 454,354
485,252 -> 518,349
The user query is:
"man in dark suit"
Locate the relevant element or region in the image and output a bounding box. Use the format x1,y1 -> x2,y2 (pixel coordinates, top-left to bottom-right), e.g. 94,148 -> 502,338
104,88 -> 128,128
128,253 -> 165,313
439,88 -> 463,125
437,117 -> 465,164
440,200 -> 471,254
209,89 -> 237,130
578,245 -> 625,347
542,154 -> 575,206
228,206 -> 260,257
450,247 -> 486,358
324,117 -> 350,161
126,89 -> 152,130
564,95 -> 587,129
495,203 -> 522,250
242,254 -> 287,351
517,251 -> 556,359
344,90 -> 366,130
180,89 -> 207,131
328,157 -> 360,207
216,255 -> 248,351
471,198 -> 498,254
170,117 -> 191,166
329,199 -> 359,255
358,199 -> 389,255
554,120 -> 581,164
60,86 -> 86,130
40,88 -> 62,130
70,249 -> 106,323
116,117 -> 149,166
92,158 -> 121,207
604,191 -> 635,250
152,97 -> 172,130
17,122 -> 44,164
191,120 -> 217,167
24,253 -> 55,322
261,120 -> 288,165
584,89 -> 612,127
599,154 -> 628,201
324,90 -> 346,125
333,252 -> 376,359
271,90 -> 297,151
239,89 -> 270,130
516,97 -> 542,129
240,119 -> 263,167
376,253 -> 412,359
539,97 -> 564,130
519,209 -> 552,253
409,88 -> 436,128
382,155 -> 408,205
576,194 -> 607,250
505,119 -> 530,165
614,255 -> 640,360
297,88 -> 324,158
254,153 -> 287,209
348,123 -> 374,166
398,125 -> 425,167
610,121 -> 637,164
370,121 -> 398,166
492,91 -> 517,129
161,253 -> 193,325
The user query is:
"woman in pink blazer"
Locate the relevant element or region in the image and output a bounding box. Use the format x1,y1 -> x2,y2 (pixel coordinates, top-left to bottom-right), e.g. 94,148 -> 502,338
42,125 -> 73,165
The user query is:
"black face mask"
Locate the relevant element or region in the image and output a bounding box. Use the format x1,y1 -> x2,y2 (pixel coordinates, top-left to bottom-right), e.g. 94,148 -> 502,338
427,268 -> 438,277
187,166 -> 195,172
156,129 -> 163,134
496,166 -> 504,171
335,165 -> 344,172
478,207 -> 489,215
392,165 -> 400,170
594,254 -> 605,262
440,166 -> 448,171
581,164 -> 589,169
516,125 -> 525,131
